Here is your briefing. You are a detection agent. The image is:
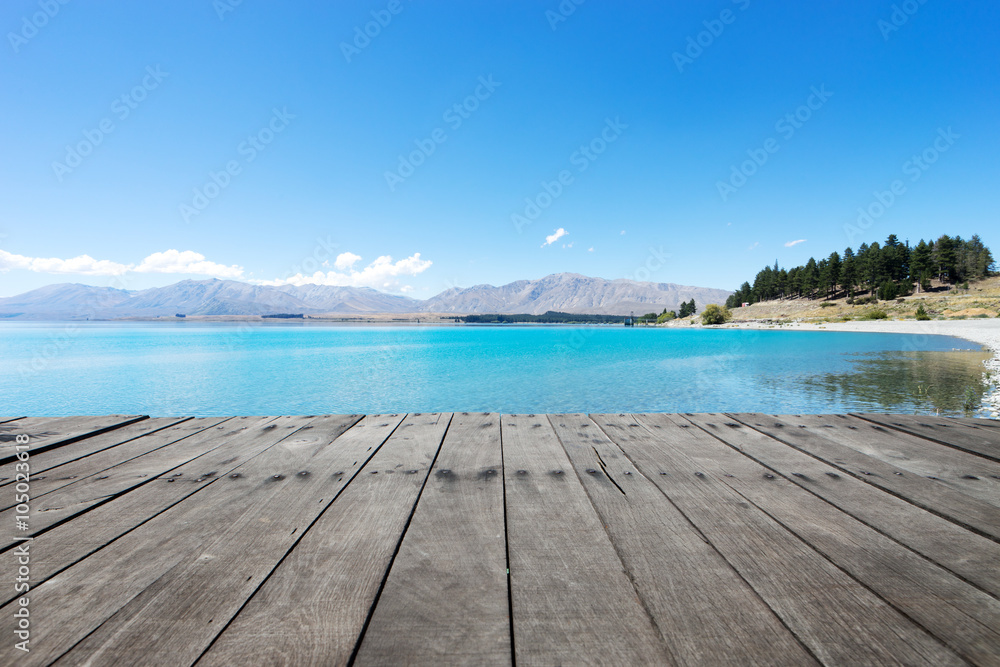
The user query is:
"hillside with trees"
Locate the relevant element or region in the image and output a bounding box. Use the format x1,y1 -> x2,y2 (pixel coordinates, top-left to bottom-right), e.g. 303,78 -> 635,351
726,234 -> 994,309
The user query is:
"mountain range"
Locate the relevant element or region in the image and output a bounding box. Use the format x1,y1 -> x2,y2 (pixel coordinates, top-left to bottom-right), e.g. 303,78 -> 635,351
0,274 -> 732,319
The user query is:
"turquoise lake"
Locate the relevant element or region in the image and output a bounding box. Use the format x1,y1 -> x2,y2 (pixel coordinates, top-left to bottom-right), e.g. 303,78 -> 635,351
0,323 -> 988,417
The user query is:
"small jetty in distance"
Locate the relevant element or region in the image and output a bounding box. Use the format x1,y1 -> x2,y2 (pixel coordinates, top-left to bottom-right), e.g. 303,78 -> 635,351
2,412 -> 999,665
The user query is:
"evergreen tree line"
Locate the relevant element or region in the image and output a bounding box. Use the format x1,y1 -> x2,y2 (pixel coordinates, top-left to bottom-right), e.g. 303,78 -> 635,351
725,234 -> 994,309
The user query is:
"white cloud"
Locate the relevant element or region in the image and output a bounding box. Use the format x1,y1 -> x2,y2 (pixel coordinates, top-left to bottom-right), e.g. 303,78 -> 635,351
258,252 -> 432,292
588,247 -> 594,252
0,248 -> 243,278
333,252 -> 362,271
133,250 -> 244,278
0,249 -> 129,275
620,230 -> 626,235
784,239 -> 807,247
748,242 -> 759,251
542,228 -> 568,247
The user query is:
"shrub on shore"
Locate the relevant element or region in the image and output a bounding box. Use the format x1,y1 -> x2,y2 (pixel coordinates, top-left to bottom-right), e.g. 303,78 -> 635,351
915,305 -> 931,321
701,304 -> 732,325
858,308 -> 888,320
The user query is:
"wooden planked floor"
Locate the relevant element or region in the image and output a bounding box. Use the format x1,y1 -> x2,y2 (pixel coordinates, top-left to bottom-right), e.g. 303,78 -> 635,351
2,413 -> 999,666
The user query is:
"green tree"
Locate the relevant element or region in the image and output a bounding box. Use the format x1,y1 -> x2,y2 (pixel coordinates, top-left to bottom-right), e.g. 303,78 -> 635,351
934,235 -> 958,282
701,304 -> 731,325
840,247 -> 857,296
802,257 -> 819,297
910,240 -> 932,289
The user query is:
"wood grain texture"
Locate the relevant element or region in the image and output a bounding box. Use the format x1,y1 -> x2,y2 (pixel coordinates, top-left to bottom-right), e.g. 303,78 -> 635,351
549,414 -> 814,666
0,415 -> 147,463
0,417 -> 193,486
644,413 -> 1000,666
720,413 -> 1000,599
727,413 -> 1000,540
2,413 -> 997,665
503,414 -> 673,666
0,416 -> 253,545
597,413 -> 962,666
785,414 -> 1000,506
0,418 -> 225,506
200,413 -> 451,667
947,416 -> 1000,430
50,414 -> 376,667
0,416 -> 321,666
854,413 -> 1000,461
354,413 -> 510,666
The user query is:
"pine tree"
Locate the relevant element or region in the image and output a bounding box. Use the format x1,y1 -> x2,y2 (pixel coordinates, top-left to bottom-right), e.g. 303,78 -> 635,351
934,235 -> 957,282
840,247 -> 857,295
824,251 -> 841,297
910,240 -> 932,289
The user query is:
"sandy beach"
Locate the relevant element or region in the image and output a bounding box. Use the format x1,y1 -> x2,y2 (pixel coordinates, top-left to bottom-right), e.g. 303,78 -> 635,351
722,318 -> 1000,418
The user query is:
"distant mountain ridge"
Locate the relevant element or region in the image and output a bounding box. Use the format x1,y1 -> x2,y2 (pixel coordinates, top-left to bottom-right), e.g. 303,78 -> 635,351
0,274 -> 732,319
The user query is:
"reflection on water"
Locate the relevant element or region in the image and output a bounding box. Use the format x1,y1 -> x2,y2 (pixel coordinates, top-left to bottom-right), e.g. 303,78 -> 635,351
798,349 -> 991,416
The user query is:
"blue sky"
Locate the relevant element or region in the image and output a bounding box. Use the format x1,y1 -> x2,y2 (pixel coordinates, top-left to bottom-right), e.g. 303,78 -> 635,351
1,0 -> 997,298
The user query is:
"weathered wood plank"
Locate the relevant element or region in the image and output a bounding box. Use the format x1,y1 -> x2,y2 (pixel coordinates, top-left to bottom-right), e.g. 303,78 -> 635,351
0,417 -> 289,609
199,413 -> 451,666
354,413 -> 510,666
854,413 -> 1000,461
717,414 -> 1000,599
596,413 -> 963,666
947,416 -> 1000,430
502,414 -> 673,666
642,414 -> 1000,666
54,415 -> 413,666
787,414 -> 1000,507
0,418 -> 342,665
0,418 -> 225,505
725,414 -> 1000,540
0,416 -> 265,546
549,415 -> 814,666
0,417 -> 194,486
0,416 -> 371,666
0,415 -> 147,463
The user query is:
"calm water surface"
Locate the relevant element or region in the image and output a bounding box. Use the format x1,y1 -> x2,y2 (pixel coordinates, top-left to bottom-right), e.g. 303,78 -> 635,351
0,323 -> 989,417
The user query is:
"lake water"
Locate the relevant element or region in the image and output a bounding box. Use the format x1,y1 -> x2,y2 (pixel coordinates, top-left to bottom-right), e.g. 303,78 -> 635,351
0,323 -> 989,417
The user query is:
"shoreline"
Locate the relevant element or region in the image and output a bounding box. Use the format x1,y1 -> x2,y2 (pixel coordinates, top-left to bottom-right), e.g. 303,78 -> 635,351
720,318 -> 1000,419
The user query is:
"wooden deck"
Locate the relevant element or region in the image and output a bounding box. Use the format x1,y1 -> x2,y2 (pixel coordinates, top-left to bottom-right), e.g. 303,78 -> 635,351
2,413 -> 1000,665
